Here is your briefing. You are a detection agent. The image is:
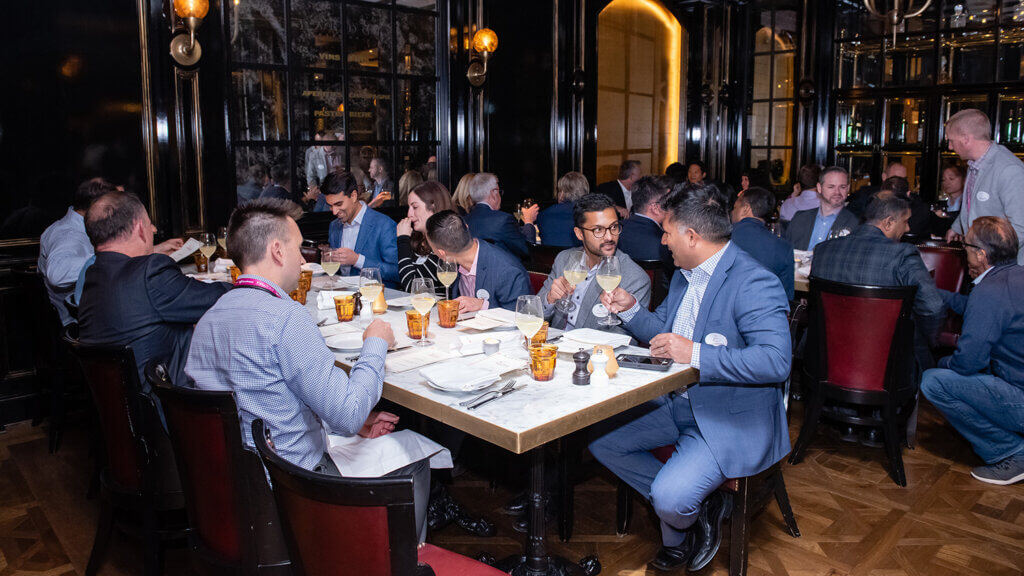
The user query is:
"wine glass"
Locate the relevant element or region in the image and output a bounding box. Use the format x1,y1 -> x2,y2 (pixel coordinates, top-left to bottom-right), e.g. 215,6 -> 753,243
557,251 -> 588,313
596,256 -> 622,326
437,259 -> 458,302
198,232 -> 217,262
515,295 -> 545,342
410,277 -> 437,346
217,226 -> 228,255
321,249 -> 340,289
359,268 -> 384,325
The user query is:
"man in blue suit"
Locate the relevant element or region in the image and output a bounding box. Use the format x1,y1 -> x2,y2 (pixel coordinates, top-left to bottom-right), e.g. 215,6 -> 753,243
591,186 -> 792,572
425,210 -> 531,312
618,176 -> 673,264
79,192 -> 229,390
463,172 -> 531,258
731,186 -> 795,300
536,171 -> 588,248
922,217 -> 1024,485
322,171 -> 399,286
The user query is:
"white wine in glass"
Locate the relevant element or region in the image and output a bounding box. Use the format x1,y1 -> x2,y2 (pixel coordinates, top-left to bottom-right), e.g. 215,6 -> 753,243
217,227 -> 228,250
557,251 -> 588,313
198,233 -> 217,259
437,259 -> 457,301
359,268 -> 384,303
410,277 -> 436,346
596,256 -> 622,326
515,295 -> 544,340
321,250 -> 340,288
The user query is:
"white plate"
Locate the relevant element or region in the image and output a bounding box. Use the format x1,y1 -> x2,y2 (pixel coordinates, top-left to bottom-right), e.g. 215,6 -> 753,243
325,333 -> 364,351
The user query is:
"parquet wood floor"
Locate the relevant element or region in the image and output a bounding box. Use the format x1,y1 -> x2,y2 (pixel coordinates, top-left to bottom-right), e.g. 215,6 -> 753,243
0,397 -> 1021,575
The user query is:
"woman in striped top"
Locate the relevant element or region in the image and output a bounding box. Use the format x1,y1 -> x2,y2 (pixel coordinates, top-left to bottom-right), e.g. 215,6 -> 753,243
396,181 -> 455,298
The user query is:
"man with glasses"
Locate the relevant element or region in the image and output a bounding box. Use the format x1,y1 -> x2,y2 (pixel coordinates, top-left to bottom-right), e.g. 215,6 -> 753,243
538,194 -> 651,332
463,172 -> 531,258
922,216 -> 1024,485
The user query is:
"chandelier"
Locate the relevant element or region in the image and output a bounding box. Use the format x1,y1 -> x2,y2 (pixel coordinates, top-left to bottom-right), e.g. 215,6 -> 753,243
863,0 -> 933,43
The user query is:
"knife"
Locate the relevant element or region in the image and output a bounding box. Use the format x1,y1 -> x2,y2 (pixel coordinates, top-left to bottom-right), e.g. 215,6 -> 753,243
467,384 -> 524,410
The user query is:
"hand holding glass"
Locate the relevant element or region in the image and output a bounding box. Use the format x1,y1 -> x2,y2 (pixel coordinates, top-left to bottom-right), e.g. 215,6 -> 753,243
596,256 -> 622,326
557,251 -> 588,313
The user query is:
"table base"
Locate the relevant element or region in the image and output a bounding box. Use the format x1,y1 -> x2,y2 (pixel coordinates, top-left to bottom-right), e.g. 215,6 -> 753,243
496,554 -> 591,576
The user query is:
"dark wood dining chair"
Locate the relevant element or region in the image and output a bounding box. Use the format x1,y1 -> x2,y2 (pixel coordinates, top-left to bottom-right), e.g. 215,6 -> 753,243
528,270 -> 548,295
148,365 -> 291,576
788,278 -> 919,486
63,335 -> 186,576
917,244 -> 967,293
250,419 -> 506,576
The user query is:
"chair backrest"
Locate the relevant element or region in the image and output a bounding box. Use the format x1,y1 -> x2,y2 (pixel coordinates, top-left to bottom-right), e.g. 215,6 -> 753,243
634,259 -> 668,311
64,336 -> 149,491
150,366 -> 289,571
527,244 -> 562,273
528,271 -> 547,295
808,278 -> 916,394
917,244 -> 967,293
251,419 -> 419,576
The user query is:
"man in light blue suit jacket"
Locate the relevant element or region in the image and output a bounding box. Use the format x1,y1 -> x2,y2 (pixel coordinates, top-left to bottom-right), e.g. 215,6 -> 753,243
590,187 -> 791,572
425,210 -> 531,312
322,171 -> 399,286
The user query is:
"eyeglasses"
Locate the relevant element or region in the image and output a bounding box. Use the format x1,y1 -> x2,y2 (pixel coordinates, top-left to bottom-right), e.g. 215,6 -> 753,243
962,241 -> 984,251
579,222 -> 622,238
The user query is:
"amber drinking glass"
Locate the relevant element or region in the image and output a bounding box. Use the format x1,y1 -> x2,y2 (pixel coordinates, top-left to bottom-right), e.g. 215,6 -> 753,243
289,288 -> 307,305
229,266 -> 241,283
334,294 -> 355,322
524,321 -> 549,347
529,344 -> 558,381
406,309 -> 430,340
437,299 -> 459,328
194,252 -> 209,273
299,269 -> 313,291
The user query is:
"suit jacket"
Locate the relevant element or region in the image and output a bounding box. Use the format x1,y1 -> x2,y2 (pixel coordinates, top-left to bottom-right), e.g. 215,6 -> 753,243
464,204 -> 529,259
328,206 -> 400,285
79,251 -> 229,389
938,264 -> 1024,389
730,218 -> 795,301
595,180 -> 627,209
450,240 -> 532,311
537,248 -> 650,333
622,243 -> 792,478
845,185 -> 878,220
618,213 -> 674,290
809,224 -> 945,345
370,177 -> 397,207
953,143 -> 1024,263
784,207 -> 860,251
536,202 -> 581,247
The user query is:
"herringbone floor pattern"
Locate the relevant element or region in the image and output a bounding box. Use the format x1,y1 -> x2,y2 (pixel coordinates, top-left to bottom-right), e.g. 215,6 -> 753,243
0,396 -> 1021,575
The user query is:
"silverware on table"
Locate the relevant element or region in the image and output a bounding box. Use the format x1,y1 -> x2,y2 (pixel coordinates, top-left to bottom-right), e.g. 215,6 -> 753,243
467,382 -> 524,410
459,379 -> 516,407
317,318 -> 329,326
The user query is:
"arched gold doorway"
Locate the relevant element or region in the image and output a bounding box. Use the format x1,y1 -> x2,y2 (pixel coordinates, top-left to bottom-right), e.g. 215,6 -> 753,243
596,0 -> 685,183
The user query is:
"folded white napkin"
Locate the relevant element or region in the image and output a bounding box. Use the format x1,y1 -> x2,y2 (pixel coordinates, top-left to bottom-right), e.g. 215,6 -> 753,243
212,258 -> 235,273
457,331 -> 520,355
419,364 -> 500,392
316,290 -> 357,310
561,328 -> 631,348
797,264 -> 811,277
476,307 -> 517,325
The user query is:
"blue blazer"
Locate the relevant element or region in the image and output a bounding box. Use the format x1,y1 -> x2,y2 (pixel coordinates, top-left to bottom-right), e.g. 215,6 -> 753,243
537,202 -> 581,248
79,252 -> 229,389
618,214 -> 671,264
622,243 -> 792,478
328,207 -> 399,286
730,218 -> 795,300
464,204 -> 529,259
450,240 -> 532,311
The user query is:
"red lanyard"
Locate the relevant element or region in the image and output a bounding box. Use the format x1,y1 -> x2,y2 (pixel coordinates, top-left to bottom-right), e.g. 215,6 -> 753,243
233,277 -> 281,298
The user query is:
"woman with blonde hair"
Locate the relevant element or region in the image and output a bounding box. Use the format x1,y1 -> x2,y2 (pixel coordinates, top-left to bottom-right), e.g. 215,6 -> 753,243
397,169 -> 425,206
451,172 -> 476,214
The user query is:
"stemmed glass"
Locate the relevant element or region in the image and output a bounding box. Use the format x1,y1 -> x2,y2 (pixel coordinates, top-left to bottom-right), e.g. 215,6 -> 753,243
217,226 -> 228,254
321,249 -> 341,289
437,259 -> 458,302
359,268 -> 384,322
410,278 -> 437,347
596,256 -> 622,326
198,232 -> 217,262
557,251 -> 588,313
515,295 -> 545,342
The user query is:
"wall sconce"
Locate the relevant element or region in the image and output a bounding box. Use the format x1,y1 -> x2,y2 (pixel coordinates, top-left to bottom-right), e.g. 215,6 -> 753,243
466,28 -> 498,87
170,0 -> 209,67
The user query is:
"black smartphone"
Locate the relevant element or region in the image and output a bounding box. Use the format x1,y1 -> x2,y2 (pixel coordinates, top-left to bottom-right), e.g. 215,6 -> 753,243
616,354 -> 673,371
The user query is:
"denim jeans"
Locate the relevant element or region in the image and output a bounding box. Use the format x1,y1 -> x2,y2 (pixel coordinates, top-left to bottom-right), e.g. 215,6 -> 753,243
589,394 -> 726,546
920,369 -> 1024,464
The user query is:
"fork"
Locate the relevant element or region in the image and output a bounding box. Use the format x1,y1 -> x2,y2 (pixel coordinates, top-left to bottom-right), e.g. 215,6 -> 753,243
459,379 -> 516,407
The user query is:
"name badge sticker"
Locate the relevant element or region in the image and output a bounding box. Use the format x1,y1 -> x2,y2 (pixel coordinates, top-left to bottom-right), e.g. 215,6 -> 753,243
977,191 -> 991,202
704,333 -> 728,346
592,303 -> 609,318
476,289 -> 490,301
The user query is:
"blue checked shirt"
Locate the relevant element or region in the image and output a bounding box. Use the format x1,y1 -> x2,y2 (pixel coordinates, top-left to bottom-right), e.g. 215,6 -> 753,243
38,207 -> 93,326
185,275 -> 388,471
621,242 -> 731,371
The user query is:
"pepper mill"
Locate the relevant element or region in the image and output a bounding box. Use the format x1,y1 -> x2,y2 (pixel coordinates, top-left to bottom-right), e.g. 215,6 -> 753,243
590,349 -> 610,386
572,349 -> 591,386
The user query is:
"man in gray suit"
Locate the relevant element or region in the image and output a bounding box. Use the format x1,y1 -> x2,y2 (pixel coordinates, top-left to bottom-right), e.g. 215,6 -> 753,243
944,109 -> 1024,263
537,193 -> 650,332
784,166 -> 860,251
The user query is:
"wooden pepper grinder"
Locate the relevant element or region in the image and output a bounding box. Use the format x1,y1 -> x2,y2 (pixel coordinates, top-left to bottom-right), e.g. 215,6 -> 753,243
572,349 -> 591,386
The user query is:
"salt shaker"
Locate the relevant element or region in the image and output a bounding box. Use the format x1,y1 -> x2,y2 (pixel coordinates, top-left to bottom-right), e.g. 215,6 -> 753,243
590,349 -> 609,386
572,349 -> 591,386
359,297 -> 373,323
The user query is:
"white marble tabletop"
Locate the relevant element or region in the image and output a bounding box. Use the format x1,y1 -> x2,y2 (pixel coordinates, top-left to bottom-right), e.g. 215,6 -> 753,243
302,284 -> 698,454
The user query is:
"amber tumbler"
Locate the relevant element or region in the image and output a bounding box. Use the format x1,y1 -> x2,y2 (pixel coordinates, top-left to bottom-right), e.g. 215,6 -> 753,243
229,266 -> 241,283
529,344 -> 558,381
437,299 -> 459,328
406,310 -> 430,339
298,269 -> 313,291
524,321 -> 549,347
194,252 -> 209,273
289,288 -> 307,305
334,294 -> 355,322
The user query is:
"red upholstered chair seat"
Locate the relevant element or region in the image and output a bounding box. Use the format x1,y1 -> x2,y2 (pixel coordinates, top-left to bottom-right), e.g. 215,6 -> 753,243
529,271 -> 547,295
417,543 -> 509,575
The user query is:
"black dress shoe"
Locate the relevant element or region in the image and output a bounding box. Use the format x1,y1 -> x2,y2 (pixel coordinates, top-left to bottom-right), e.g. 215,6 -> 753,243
649,531 -> 694,572
502,491 -> 529,515
455,514 -> 497,537
427,484 -> 496,537
688,491 -> 733,572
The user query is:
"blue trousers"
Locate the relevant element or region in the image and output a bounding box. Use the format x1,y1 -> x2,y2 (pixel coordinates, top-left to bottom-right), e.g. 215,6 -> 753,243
921,369 -> 1024,464
589,394 -> 726,546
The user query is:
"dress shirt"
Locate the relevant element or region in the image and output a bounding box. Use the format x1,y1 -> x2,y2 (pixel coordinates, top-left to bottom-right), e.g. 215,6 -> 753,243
457,243 -> 488,310
946,194 -> 962,213
619,180 -> 633,212
185,275 -> 388,471
38,207 -> 93,325
964,142 -> 995,217
808,209 -> 840,251
620,242 -> 731,371
779,189 -> 820,222
542,260 -> 599,329
339,202 -> 368,274
972,265 -> 993,286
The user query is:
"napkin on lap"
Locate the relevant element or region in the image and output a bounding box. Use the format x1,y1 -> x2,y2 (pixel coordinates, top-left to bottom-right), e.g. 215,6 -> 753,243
316,290 -> 356,310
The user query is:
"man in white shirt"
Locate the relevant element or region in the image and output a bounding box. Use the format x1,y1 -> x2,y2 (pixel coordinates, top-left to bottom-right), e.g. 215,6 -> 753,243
778,164 -> 822,222
596,160 -> 643,218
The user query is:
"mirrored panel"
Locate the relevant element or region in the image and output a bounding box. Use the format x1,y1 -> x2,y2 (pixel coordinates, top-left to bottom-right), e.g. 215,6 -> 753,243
292,71 -> 346,143
235,146 -> 292,204
348,75 -> 392,142
397,78 -> 436,141
290,0 -> 343,68
231,69 -> 288,141
396,12 -> 436,75
346,5 -> 393,72
230,0 -> 287,64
